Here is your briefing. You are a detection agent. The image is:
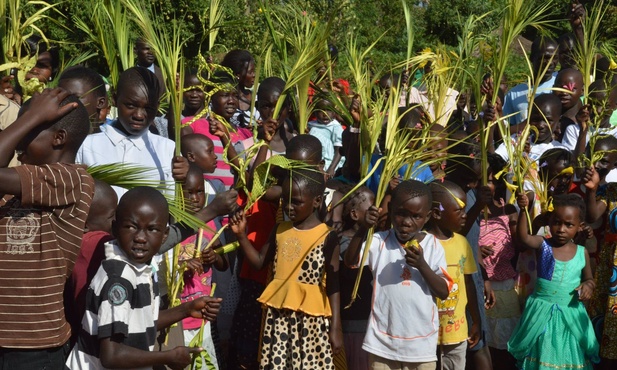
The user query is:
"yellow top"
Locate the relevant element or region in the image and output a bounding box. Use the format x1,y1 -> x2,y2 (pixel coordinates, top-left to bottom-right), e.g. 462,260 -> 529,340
258,221 -> 333,317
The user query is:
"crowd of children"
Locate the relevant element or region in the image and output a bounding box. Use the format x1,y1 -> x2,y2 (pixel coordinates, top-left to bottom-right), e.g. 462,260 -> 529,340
3,2 -> 617,370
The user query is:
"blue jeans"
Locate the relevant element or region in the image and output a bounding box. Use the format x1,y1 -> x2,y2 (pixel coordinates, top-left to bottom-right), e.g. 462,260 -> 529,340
0,342 -> 70,370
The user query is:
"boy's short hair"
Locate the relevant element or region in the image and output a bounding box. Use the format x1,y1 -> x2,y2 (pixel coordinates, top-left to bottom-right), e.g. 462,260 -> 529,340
116,186 -> 169,221
186,162 -> 203,179
19,94 -> 90,152
117,67 -> 160,106
180,133 -> 213,157
531,35 -> 558,59
58,66 -> 107,99
552,193 -> 586,222
208,70 -> 237,93
290,168 -> 325,198
286,134 -> 323,161
429,180 -> 463,205
532,93 -> 562,115
391,179 -> 432,206
538,148 -> 573,169
594,134 -> 617,151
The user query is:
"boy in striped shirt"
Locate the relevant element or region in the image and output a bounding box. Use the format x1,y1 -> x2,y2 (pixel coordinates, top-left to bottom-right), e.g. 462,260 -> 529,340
66,186 -> 222,370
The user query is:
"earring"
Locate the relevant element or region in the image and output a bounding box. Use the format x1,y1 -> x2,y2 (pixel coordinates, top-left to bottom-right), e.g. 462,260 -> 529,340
48,76 -> 52,81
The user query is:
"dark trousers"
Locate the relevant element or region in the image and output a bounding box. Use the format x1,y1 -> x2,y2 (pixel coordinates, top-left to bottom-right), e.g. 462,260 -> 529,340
0,342 -> 71,370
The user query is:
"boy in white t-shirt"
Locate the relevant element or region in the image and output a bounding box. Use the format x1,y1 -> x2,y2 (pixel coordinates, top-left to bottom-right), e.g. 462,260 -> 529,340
345,180 -> 452,369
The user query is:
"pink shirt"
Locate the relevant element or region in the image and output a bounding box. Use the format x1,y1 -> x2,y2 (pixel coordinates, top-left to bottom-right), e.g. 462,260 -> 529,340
184,117 -> 252,189
479,214 -> 517,281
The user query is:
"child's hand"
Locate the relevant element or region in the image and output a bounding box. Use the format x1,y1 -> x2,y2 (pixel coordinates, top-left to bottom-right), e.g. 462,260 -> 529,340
467,322 -> 481,349
229,210 -> 247,236
350,95 -> 361,124
360,206 -> 380,229
166,346 -> 203,370
184,258 -> 204,275
404,243 -> 427,270
483,102 -> 497,122
185,296 -> 222,321
582,166 -> 599,191
260,118 -> 279,142
576,104 -> 591,129
201,247 -> 218,266
516,192 -> 529,210
171,156 -> 189,183
576,280 -> 595,301
208,189 -> 239,217
484,280 -> 496,309
388,175 -> 401,192
570,0 -> 585,28
476,185 -> 493,208
480,244 -> 494,259
209,118 -> 229,138
329,325 -> 343,356
24,88 -> 79,125
0,75 -> 21,104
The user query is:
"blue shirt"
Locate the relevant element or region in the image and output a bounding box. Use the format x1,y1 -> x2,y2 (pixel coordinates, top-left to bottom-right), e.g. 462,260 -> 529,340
365,153 -> 433,194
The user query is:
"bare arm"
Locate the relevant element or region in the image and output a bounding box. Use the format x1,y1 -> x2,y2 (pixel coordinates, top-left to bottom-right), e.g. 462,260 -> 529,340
326,147 -> 343,176
229,210 -> 277,270
100,336 -> 200,370
465,274 -> 481,348
516,193 -> 544,250
324,232 -> 343,355
157,296 -> 221,330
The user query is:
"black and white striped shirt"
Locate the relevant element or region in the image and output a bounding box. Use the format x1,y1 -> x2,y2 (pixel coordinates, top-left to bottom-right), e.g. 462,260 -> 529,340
66,241 -> 160,370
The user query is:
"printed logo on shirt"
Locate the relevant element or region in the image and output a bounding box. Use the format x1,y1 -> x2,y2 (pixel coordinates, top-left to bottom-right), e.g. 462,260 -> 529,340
401,266 -> 412,286
2,200 -> 39,254
280,237 -> 302,262
108,283 -> 128,305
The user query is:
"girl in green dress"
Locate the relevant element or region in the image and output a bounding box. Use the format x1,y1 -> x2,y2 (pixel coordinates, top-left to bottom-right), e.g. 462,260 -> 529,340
508,193 -> 600,369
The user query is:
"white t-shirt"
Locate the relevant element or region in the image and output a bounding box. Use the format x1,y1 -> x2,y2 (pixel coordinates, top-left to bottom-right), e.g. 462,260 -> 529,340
495,137 -> 565,163
356,230 -> 450,362
76,123 -> 176,199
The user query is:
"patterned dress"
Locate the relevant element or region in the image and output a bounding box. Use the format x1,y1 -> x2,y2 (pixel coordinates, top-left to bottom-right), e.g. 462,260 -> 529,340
258,222 -> 335,370
508,241 -> 600,369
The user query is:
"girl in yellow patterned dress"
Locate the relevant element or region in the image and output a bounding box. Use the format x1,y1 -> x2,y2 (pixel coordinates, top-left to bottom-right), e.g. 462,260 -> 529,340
230,168 -> 342,369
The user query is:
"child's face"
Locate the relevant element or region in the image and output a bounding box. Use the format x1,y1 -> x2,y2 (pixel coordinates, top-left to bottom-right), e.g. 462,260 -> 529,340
281,178 -> 320,223
257,90 -> 281,120
183,75 -> 205,112
116,83 -> 157,136
58,78 -> 106,124
315,101 -> 333,124
554,72 -> 583,110
549,205 -> 582,245
436,188 -> 467,233
211,89 -> 239,120
188,140 -> 217,174
529,102 -> 558,143
546,160 -> 572,196
532,43 -> 558,81
25,51 -> 53,83
389,194 -> 432,243
113,201 -> 169,264
352,190 -> 375,223
428,137 -> 447,172
239,61 -> 256,89
182,174 -> 206,213
593,143 -> 617,179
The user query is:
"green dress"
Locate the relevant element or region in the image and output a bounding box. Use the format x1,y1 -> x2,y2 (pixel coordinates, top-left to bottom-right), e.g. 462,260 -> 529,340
507,241 -> 600,369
